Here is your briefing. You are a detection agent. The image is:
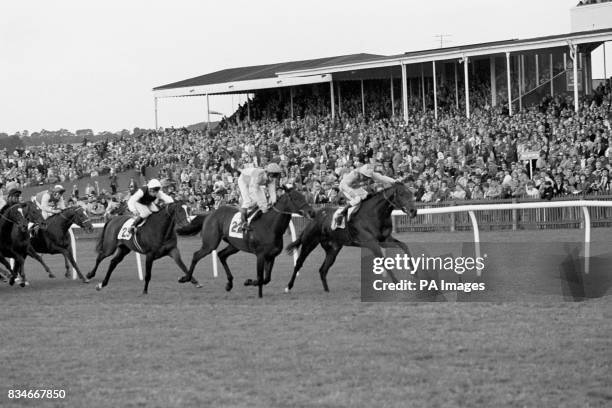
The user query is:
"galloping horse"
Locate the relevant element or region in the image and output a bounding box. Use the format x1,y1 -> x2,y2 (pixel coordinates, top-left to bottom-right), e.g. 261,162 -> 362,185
29,206 -> 94,282
285,183 -> 417,292
0,202 -> 48,286
179,186 -> 315,298
87,201 -> 199,294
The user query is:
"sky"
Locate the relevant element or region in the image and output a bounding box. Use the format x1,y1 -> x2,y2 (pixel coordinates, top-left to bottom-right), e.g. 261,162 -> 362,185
1,0 -> 608,134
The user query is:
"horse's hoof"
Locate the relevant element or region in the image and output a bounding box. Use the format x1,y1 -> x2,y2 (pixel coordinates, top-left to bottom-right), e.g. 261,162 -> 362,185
86,272 -> 94,279
284,287 -> 290,293
178,276 -> 190,284
82,278 -> 90,284
9,277 -> 15,286
20,281 -> 26,288
96,283 -> 103,291
244,279 -> 254,286
226,283 -> 233,292
65,272 -> 71,279
49,273 -> 56,279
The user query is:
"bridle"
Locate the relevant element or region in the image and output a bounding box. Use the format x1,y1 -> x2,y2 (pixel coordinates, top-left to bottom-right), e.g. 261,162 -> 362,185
0,204 -> 28,227
382,185 -> 413,215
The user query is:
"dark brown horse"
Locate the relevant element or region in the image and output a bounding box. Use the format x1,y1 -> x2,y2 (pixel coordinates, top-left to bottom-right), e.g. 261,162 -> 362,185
178,187 -> 315,298
86,201 -> 199,294
29,206 -> 94,282
285,183 -> 417,292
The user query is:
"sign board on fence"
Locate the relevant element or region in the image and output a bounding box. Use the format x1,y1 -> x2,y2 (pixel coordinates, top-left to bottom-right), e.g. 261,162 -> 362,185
519,151 -> 540,161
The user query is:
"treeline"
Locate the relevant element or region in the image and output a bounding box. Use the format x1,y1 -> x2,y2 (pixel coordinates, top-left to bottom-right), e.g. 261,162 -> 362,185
0,128 -> 152,150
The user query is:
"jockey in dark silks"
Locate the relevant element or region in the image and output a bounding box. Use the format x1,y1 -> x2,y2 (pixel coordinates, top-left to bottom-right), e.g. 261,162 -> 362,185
0,188 -> 23,214
126,179 -> 174,233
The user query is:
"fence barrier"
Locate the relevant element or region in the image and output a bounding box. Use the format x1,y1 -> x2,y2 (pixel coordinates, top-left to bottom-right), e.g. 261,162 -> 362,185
61,199 -> 612,281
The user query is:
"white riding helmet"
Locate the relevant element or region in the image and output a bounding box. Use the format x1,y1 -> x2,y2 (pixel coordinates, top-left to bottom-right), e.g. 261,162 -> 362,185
147,179 -> 162,189
265,163 -> 282,174
53,184 -> 66,193
357,164 -> 374,178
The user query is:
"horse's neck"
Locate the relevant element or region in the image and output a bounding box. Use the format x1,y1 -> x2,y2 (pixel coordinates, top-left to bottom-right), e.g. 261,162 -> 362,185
52,212 -> 73,233
265,210 -> 291,236
361,193 -> 393,222
148,210 -> 175,241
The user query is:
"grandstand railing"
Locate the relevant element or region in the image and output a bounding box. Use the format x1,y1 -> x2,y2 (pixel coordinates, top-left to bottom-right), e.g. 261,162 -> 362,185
65,198 -> 612,280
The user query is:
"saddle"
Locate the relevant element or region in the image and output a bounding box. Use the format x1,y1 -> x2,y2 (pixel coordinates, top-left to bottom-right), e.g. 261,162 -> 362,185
118,217 -> 145,240
331,205 -> 359,230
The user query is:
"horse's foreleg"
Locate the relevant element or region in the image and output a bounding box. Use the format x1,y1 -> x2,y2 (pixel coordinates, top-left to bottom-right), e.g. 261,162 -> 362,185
96,246 -> 130,291
318,242 -> 342,292
61,248 -> 89,283
0,256 -> 13,282
26,246 -> 55,279
382,236 -> 411,257
256,254 -> 265,298
363,241 -> 399,284
218,245 -> 239,292
179,246 -> 213,283
286,238 -> 320,292
142,253 -> 155,295
168,247 -> 201,288
262,257 -> 276,286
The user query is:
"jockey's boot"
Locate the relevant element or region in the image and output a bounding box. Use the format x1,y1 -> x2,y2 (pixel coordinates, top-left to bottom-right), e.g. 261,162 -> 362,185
335,205 -> 350,227
240,208 -> 252,232
130,216 -> 143,234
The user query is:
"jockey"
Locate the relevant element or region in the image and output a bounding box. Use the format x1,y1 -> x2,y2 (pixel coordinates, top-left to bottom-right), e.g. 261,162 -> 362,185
127,178 -> 173,232
237,163 -> 282,227
0,188 -> 22,214
334,163 -> 398,227
36,185 -> 67,219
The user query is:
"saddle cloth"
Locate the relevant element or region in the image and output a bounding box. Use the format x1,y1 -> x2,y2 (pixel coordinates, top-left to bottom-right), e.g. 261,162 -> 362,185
331,206 -> 358,230
228,210 -> 259,239
117,218 -> 144,240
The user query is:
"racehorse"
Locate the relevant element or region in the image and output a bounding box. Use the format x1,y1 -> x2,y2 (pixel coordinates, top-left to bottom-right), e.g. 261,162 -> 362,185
0,202 -> 48,286
285,183 -> 418,292
29,206 -> 94,283
86,201 -> 198,294
178,186 -> 315,298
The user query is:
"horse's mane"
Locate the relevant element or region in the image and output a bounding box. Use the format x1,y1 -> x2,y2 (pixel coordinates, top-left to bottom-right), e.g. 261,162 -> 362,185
360,184 -> 402,204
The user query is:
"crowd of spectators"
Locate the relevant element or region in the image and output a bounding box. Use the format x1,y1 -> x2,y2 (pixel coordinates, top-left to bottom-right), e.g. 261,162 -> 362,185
1,78 -> 611,216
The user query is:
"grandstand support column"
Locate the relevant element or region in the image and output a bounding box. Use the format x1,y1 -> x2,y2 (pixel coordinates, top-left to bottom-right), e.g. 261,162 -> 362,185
330,80 -> 335,120
154,97 -> 158,129
421,63 -> 426,111
550,53 -> 554,97
490,57 -> 497,107
535,54 -> 539,87
338,83 -> 342,116
206,94 -> 211,125
390,76 -> 394,117
401,63 -> 408,122
518,54 -> 523,111
246,94 -> 250,122
290,87 -> 294,119
463,56 -> 470,119
568,42 -> 579,112
506,52 -> 512,116
454,62 -> 459,109
432,61 -> 438,120
361,79 -> 365,117
604,43 -> 608,85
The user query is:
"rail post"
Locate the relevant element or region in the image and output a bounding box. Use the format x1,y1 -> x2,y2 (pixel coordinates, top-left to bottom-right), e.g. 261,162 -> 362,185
512,199 -> 518,231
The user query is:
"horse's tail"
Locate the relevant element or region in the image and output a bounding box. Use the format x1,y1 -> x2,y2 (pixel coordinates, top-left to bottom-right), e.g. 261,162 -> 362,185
176,214 -> 207,236
285,231 -> 303,255
95,221 -> 111,254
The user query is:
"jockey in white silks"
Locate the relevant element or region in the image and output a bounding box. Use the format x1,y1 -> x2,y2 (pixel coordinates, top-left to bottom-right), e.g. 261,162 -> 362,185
127,179 -> 174,232
36,185 -> 67,219
334,164 -> 398,227
237,163 -> 282,228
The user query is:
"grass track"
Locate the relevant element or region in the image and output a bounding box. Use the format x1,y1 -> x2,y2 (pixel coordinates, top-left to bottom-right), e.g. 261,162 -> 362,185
1,229 -> 611,407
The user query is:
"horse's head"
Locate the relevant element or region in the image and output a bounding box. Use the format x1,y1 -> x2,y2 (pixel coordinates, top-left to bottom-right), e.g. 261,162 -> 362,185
168,201 -> 190,228
4,204 -> 29,233
21,201 -> 48,230
385,183 -> 417,218
277,185 -> 316,218
71,206 -> 94,233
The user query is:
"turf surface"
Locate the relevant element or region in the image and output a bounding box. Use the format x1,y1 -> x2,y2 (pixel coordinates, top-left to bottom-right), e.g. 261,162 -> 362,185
1,229 -> 611,407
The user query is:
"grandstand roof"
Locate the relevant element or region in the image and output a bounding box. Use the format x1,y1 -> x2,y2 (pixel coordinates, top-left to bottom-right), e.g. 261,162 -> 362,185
153,53 -> 383,92
153,28 -> 612,98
